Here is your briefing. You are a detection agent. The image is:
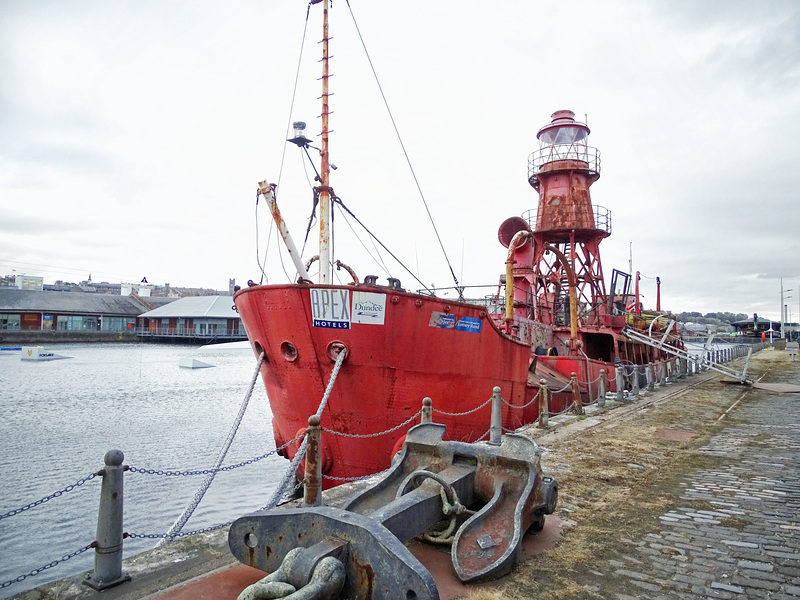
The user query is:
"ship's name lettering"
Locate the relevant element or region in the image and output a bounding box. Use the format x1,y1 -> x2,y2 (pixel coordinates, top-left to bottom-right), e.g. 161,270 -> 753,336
310,289 -> 350,321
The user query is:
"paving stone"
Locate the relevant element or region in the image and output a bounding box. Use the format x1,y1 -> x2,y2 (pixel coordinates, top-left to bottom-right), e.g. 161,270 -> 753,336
722,540 -> 759,549
784,584 -> 800,596
629,580 -> 662,592
738,559 -> 775,572
710,581 -> 745,593
730,574 -> 781,591
614,568 -> 650,581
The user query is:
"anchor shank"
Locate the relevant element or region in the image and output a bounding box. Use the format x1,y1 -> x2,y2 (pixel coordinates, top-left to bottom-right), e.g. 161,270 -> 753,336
370,466 -> 475,543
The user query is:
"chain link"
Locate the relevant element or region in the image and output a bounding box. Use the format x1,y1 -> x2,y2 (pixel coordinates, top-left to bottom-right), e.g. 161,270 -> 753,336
321,410 -> 422,439
432,396 -> 493,417
323,466 -> 391,482
128,434 -> 302,478
127,520 -> 232,541
502,388 -> 541,409
0,472 -> 98,521
1,542 -> 95,589
553,382 -> 573,393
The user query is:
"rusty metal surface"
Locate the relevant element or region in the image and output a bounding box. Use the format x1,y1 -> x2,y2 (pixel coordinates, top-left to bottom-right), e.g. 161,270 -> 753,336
230,423 -> 557,595
229,507 -> 438,600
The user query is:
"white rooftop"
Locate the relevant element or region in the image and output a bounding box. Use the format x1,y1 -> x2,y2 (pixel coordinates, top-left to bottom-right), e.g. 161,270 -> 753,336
138,295 -> 238,319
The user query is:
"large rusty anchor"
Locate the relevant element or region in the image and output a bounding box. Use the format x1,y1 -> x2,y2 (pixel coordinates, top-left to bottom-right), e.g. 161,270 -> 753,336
229,422 -> 557,599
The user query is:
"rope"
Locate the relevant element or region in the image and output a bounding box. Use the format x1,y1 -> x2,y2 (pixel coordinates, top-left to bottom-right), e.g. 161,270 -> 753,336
261,348 -> 348,511
159,352 -> 265,544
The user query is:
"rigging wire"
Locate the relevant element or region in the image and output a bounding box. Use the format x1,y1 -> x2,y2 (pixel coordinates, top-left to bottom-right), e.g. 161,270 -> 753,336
344,0 -> 463,299
338,210 -> 391,277
332,194 -> 431,293
256,3 -> 313,284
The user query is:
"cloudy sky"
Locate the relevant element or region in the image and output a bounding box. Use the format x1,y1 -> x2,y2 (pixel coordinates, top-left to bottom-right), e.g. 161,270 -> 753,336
2,1 -> 798,321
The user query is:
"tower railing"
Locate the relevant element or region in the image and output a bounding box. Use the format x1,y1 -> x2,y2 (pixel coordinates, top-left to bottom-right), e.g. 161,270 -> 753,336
522,205 -> 612,235
527,144 -> 601,184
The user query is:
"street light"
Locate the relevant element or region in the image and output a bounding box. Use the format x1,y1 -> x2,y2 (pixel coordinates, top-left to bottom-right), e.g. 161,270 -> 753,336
781,277 -> 792,340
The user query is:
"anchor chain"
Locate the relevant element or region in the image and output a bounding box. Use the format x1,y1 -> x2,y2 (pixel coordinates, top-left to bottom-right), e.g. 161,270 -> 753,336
237,547 -> 345,600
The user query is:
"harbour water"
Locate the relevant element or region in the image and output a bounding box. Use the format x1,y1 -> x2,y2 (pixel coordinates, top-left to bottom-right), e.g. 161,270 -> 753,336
0,342 -> 285,599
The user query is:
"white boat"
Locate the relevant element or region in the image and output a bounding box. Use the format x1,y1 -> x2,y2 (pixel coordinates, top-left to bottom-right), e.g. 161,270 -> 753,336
20,347 -> 71,361
178,357 -> 214,369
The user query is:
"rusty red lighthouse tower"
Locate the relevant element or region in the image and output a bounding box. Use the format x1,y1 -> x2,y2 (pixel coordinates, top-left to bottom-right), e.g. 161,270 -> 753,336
500,110 -> 612,355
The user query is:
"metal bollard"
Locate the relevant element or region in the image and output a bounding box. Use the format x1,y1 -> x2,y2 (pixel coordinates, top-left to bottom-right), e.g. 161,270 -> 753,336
303,415 -> 323,507
659,361 -> 667,387
615,366 -> 625,402
84,450 -> 131,591
421,397 -> 433,424
678,358 -> 687,379
630,366 -> 640,397
597,369 -> 607,407
571,372 -> 583,415
489,386 -> 502,445
646,362 -> 655,391
539,379 -> 550,428
695,355 -> 701,373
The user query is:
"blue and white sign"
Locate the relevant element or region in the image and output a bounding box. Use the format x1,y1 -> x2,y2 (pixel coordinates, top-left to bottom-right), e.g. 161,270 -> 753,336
429,311 -> 456,329
352,292 -> 386,325
455,316 -> 482,333
310,288 -> 351,329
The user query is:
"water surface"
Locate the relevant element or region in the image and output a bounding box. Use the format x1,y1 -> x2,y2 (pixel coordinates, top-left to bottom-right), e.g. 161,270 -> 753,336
0,342 -> 284,598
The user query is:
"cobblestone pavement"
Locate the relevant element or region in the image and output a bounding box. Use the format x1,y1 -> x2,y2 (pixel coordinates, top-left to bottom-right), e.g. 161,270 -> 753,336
613,363 -> 800,598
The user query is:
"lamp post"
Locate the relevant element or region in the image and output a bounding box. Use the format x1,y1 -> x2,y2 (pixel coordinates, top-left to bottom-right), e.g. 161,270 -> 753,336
781,278 -> 792,340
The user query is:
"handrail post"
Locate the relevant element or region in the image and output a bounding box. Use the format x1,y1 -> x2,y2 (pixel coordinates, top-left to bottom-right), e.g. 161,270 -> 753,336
303,415 -> 322,507
630,365 -> 640,397
571,372 -> 583,415
538,380 -> 549,428
615,366 -> 625,402
421,397 -> 433,424
597,369 -> 607,407
84,450 -> 130,591
489,386 -> 503,445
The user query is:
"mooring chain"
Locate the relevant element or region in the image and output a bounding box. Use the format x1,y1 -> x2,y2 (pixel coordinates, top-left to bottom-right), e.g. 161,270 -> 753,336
433,396 -> 493,417
127,521 -> 232,541
128,434 -> 303,478
321,409 -> 422,439
502,388 -> 540,409
323,466 -> 392,482
1,543 -> 95,589
0,472 -> 98,522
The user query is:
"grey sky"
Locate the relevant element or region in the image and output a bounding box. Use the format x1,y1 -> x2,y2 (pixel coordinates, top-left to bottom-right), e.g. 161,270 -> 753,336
1,1 -> 798,320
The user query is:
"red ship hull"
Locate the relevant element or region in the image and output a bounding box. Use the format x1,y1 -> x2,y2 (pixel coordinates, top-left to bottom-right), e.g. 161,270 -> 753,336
234,284 -> 549,482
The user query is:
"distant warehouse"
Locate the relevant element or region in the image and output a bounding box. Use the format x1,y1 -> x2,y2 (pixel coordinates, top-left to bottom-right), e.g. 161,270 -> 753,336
0,288 -> 147,332
137,295 -> 245,342
0,289 -> 246,343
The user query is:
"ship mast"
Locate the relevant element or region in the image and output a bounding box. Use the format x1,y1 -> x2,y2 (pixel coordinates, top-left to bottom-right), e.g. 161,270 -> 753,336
317,0 -> 332,284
